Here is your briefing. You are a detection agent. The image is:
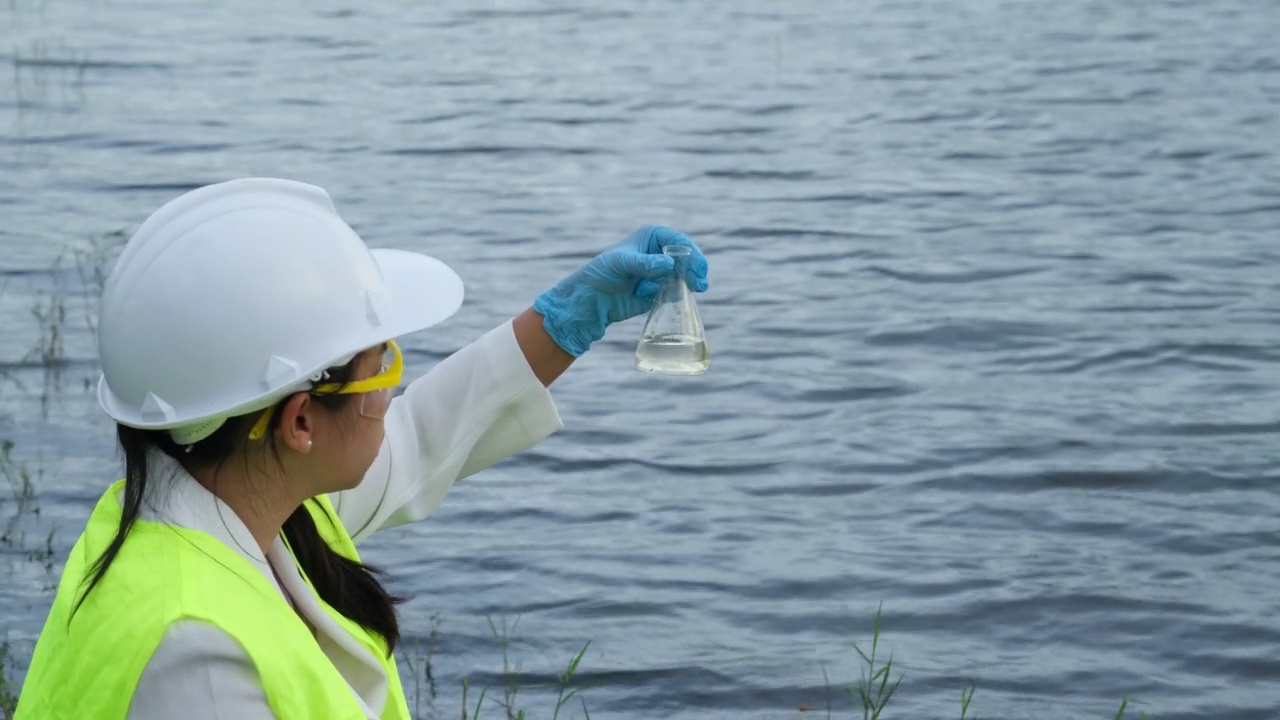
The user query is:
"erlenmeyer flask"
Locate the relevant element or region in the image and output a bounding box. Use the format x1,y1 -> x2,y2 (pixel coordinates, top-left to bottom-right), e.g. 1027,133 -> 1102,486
635,244 -> 710,375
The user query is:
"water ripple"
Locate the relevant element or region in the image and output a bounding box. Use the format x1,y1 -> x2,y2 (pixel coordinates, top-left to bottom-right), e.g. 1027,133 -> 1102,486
6,0 -> 1280,717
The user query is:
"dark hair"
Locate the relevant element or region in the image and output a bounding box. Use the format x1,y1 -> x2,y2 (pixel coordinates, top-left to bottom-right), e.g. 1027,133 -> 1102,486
74,352 -> 403,653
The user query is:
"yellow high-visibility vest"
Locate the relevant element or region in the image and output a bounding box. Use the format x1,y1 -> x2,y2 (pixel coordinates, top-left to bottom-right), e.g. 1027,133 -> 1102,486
15,479 -> 410,719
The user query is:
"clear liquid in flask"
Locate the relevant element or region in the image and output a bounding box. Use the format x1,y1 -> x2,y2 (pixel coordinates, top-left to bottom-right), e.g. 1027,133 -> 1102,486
635,332 -> 711,375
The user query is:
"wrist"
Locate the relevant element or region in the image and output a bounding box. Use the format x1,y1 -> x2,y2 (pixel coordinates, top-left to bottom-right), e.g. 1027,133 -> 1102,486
513,307 -> 575,385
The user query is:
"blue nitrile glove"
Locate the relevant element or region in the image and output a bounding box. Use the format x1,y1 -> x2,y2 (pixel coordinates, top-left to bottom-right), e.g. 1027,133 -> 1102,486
533,225 -> 709,357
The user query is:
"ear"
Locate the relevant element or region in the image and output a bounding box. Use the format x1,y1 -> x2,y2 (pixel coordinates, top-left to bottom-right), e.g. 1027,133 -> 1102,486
276,392 -> 314,454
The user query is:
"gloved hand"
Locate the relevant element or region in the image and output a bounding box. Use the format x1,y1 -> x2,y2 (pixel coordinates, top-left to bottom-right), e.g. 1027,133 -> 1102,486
533,225 -> 709,357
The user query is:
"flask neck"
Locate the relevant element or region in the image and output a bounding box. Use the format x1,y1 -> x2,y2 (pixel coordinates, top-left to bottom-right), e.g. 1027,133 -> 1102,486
663,245 -> 693,281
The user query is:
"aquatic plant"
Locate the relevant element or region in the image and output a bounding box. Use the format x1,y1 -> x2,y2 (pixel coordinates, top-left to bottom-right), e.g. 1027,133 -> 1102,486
26,293 -> 65,375
452,615 -> 592,720
0,440 -> 37,547
826,609 -> 1149,720
1,640 -> 18,720
398,613 -> 444,720
70,227 -> 128,337
851,604 -> 903,719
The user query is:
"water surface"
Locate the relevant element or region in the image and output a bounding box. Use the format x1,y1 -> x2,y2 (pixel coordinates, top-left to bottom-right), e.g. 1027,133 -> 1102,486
3,1 -> 1280,717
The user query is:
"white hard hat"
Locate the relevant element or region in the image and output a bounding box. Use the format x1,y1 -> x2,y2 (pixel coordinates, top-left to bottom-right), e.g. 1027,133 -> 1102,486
96,178 -> 465,443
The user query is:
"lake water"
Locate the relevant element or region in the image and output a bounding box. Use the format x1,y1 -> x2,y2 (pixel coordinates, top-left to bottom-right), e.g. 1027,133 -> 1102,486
2,0 -> 1280,718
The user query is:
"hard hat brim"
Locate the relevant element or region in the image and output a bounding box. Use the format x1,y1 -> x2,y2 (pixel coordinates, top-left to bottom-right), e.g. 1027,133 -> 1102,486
368,248 -> 465,344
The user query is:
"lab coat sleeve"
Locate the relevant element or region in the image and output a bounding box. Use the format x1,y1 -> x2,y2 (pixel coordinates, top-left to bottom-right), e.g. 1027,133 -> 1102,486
330,319 -> 563,544
128,621 -> 280,720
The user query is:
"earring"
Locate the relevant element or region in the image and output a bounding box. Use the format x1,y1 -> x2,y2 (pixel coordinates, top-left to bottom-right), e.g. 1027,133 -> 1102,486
306,439 -> 313,450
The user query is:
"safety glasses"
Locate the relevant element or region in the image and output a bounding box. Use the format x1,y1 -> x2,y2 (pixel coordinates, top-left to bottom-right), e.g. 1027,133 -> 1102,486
248,340 -> 403,440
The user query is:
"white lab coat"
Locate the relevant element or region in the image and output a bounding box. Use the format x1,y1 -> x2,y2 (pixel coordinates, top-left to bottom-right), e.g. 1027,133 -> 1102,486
124,320 -> 563,719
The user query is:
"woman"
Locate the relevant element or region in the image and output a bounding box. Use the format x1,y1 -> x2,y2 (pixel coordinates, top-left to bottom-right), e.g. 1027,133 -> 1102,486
14,178 -> 709,719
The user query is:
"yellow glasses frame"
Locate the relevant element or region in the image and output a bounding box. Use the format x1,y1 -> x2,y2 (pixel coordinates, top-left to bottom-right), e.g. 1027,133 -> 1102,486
248,340 -> 404,440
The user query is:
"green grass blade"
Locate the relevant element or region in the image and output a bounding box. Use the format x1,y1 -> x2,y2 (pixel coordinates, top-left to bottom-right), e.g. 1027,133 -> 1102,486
563,641 -> 591,682
960,683 -> 976,720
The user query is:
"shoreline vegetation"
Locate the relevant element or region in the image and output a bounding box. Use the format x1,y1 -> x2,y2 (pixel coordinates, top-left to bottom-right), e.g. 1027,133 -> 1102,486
0,599 -> 1152,720
1,239 -> 1148,719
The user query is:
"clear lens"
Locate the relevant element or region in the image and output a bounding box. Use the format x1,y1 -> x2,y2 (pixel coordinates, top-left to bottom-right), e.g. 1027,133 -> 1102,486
357,386 -> 394,420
